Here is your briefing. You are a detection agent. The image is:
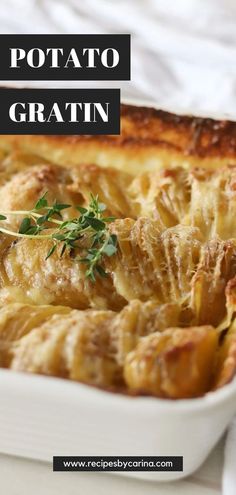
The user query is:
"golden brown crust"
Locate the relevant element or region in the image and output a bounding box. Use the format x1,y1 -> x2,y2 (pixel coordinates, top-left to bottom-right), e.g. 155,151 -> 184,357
1,105 -> 236,175
13,105 -> 236,157
119,106 -> 236,159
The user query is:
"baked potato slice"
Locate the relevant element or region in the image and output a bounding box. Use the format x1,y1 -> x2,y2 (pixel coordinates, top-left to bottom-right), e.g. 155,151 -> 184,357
124,325 -> 218,399
109,220 -> 202,305
0,300 -> 181,389
190,239 -> 236,326
213,320 -> 236,390
0,303 -> 70,367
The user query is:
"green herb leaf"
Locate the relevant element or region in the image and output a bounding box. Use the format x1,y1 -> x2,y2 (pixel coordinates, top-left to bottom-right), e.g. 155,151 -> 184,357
19,217 -> 32,234
98,202 -> 106,212
37,215 -> 48,225
86,267 -> 96,282
65,221 -> 80,231
34,192 -> 48,210
86,217 -> 105,231
52,233 -> 66,241
53,202 -> 70,211
45,244 -> 57,260
110,234 -> 117,246
0,193 -> 118,281
76,206 -> 87,214
95,265 -> 107,277
25,226 -> 40,235
103,244 -> 117,257
60,243 -> 67,257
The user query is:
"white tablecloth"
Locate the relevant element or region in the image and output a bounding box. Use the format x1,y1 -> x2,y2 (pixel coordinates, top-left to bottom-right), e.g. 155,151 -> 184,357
0,438 -> 223,495
2,0 -> 236,119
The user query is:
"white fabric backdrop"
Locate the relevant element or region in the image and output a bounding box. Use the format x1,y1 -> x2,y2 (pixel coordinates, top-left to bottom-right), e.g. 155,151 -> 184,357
1,0 -> 236,118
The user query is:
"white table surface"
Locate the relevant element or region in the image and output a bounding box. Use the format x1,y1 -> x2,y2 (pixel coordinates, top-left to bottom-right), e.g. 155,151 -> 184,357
0,438 -> 223,495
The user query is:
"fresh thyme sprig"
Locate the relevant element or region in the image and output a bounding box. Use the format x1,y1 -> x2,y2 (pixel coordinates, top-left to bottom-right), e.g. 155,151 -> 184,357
0,193 -> 117,281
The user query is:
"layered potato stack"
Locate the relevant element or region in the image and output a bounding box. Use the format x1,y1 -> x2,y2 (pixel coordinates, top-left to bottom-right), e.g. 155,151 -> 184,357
0,105 -> 236,399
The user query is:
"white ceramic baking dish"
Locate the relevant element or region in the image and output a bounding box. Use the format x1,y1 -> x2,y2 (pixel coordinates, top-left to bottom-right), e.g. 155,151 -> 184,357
0,368 -> 236,481
0,98 -> 236,482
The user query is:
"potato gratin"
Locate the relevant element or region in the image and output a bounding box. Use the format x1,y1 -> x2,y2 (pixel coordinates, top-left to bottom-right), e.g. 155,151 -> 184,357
0,104 -> 236,399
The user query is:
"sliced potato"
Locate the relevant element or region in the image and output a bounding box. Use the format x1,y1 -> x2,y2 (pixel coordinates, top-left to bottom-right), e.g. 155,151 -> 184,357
124,325 -> 218,399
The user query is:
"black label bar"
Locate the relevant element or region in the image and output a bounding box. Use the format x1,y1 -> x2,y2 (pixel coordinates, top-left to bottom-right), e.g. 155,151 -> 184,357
0,87 -> 120,135
0,34 -> 130,80
53,456 -> 183,472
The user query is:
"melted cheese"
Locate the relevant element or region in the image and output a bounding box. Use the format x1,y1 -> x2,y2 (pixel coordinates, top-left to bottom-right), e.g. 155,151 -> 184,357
0,148 -> 235,397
